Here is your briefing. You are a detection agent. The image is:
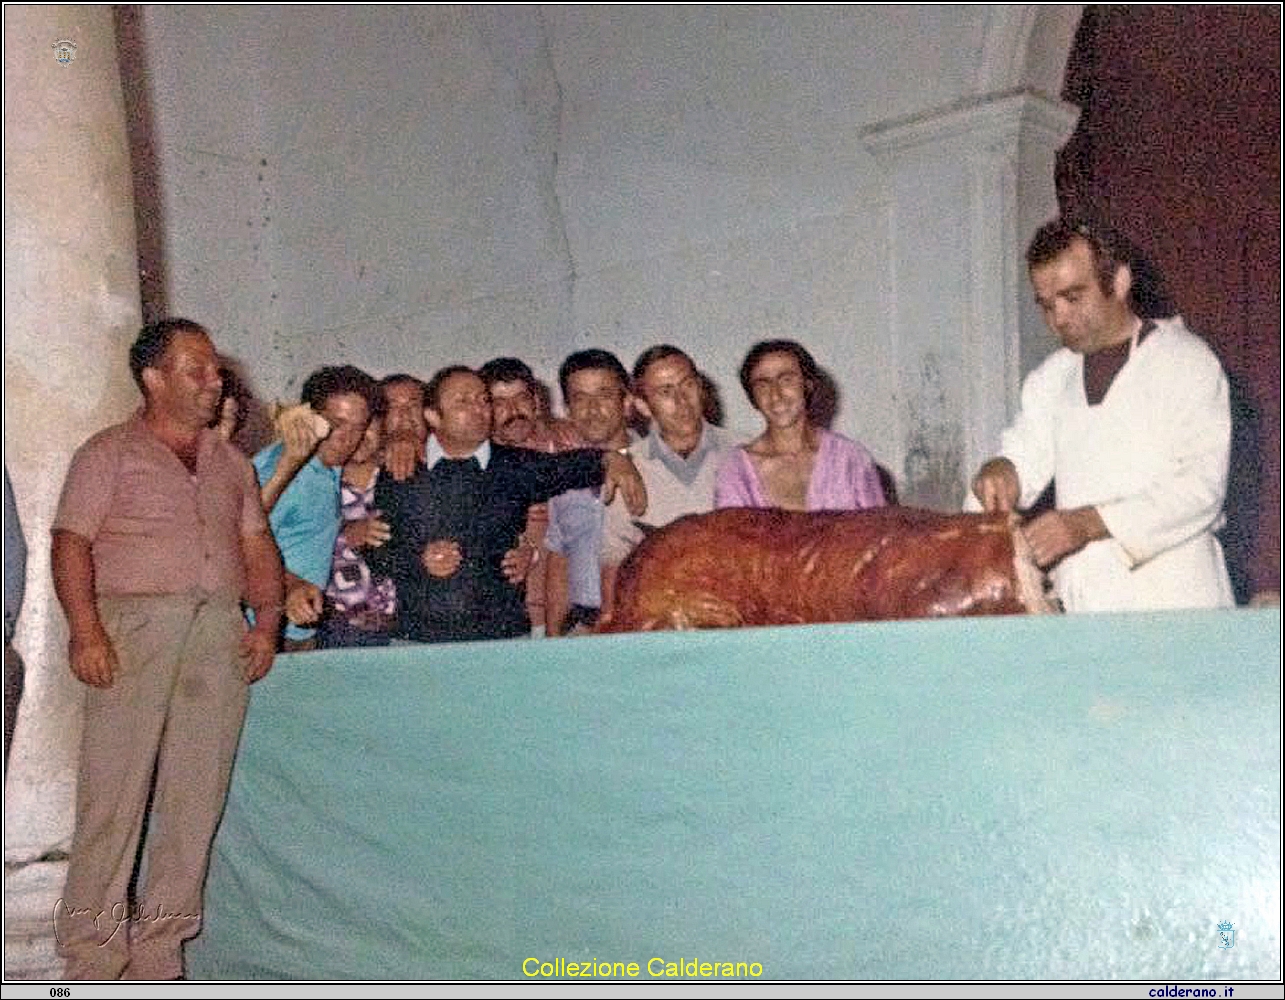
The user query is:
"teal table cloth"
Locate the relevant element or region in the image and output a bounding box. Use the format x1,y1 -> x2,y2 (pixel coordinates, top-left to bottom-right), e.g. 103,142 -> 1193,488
188,608 -> 1281,980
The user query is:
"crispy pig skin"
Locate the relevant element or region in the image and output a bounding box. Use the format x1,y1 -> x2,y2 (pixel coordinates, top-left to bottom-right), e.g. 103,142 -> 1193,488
601,507 -> 1051,632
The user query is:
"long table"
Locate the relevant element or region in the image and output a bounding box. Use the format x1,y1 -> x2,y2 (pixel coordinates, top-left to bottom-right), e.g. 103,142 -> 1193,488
188,608 -> 1281,980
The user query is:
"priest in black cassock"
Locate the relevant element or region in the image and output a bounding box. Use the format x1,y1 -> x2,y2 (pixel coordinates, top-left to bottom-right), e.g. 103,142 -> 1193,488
370,365 -> 646,643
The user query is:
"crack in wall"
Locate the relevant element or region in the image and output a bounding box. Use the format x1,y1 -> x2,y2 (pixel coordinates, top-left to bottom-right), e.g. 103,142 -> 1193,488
537,8 -> 576,303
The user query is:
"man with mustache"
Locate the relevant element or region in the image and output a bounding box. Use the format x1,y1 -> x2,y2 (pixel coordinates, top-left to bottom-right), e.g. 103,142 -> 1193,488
479,357 -> 581,453
478,357 -> 581,633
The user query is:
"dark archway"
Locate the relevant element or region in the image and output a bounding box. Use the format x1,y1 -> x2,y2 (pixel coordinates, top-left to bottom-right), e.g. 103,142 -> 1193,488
1057,5 -> 1281,601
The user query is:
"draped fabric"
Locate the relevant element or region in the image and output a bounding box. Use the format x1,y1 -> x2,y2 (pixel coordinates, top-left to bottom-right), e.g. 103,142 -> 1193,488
189,609 -> 1280,980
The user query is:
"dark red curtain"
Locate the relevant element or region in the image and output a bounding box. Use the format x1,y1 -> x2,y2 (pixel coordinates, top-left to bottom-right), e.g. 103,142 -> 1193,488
1058,5 -> 1281,601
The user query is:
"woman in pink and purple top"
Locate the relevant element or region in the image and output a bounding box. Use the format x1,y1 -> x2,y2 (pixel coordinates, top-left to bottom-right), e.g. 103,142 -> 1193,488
715,339 -> 885,512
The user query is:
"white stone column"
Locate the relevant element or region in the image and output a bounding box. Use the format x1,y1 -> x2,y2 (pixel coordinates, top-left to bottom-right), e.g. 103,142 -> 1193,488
4,6 -> 141,861
863,91 -> 1077,509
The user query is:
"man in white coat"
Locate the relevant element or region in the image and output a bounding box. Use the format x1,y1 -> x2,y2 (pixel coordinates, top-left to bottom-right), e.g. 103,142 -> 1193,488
971,217 -> 1234,612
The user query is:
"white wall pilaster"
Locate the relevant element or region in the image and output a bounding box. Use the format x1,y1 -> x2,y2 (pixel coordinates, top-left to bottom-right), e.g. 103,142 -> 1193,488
863,90 -> 1077,508
4,6 -> 142,859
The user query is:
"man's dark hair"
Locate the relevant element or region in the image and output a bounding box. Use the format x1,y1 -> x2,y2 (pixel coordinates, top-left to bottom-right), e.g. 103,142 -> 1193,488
478,357 -> 537,393
423,365 -> 477,412
300,365 -> 379,414
558,349 -> 629,402
379,373 -> 426,397
1026,216 -> 1176,318
378,373 -> 425,413
128,318 -> 209,393
631,344 -> 694,389
737,339 -> 820,404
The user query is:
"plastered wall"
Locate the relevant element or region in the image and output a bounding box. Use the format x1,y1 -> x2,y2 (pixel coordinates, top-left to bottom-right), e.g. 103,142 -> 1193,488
4,5 -> 1079,860
142,5 -> 1077,473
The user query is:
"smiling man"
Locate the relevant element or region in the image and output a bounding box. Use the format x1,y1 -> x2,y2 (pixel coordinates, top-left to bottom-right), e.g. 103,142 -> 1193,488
598,345 -> 735,612
51,319 -> 283,978
543,349 -> 637,634
477,357 -> 582,632
252,365 -> 380,649
715,339 -> 884,512
971,217 -> 1234,612
478,356 -> 580,452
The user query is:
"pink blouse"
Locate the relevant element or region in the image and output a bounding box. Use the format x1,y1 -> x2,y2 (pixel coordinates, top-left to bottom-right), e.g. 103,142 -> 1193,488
714,429 -> 885,511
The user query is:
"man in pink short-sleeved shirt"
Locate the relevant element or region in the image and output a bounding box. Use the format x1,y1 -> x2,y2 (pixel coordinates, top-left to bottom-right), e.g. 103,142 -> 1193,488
51,319 -> 283,980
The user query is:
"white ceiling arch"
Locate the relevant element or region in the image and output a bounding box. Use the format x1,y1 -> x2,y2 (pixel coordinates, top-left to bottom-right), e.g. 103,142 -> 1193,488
976,4 -> 1084,98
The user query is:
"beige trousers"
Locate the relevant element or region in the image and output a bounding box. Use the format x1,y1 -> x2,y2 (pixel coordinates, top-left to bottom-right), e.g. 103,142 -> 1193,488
57,592 -> 249,980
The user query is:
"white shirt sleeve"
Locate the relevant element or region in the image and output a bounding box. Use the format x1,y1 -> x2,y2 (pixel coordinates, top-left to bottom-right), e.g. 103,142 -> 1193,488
1095,337 -> 1231,567
999,353 -> 1071,509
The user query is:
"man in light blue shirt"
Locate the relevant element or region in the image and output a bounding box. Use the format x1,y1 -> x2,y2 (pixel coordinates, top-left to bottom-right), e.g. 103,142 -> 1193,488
544,350 -> 636,635
253,366 -> 378,649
